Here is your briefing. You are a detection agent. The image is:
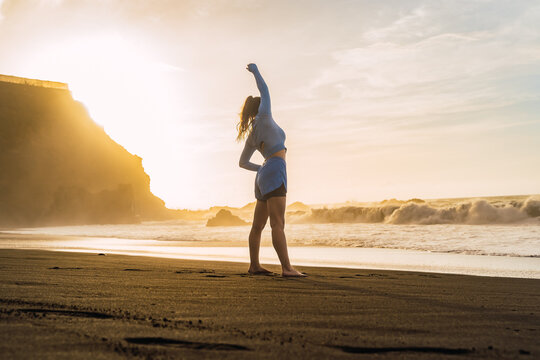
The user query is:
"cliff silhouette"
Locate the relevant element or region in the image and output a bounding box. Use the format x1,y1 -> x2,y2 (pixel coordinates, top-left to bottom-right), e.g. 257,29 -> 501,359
0,75 -> 172,226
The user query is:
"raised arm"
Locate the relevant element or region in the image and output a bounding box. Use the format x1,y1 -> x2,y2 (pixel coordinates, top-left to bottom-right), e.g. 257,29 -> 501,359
239,135 -> 261,172
246,63 -> 271,115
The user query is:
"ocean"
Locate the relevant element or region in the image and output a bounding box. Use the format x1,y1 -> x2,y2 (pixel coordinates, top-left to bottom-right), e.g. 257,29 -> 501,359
2,195 -> 539,278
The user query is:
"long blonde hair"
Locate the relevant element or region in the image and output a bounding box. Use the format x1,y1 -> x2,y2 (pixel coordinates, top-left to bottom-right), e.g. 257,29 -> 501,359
236,96 -> 260,141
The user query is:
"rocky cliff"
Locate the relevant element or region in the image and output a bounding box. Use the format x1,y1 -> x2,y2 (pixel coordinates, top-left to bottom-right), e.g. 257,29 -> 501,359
0,75 -> 172,226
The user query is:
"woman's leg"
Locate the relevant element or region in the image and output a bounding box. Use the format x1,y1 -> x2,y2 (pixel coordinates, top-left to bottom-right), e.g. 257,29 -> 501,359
248,200 -> 271,274
267,196 -> 306,277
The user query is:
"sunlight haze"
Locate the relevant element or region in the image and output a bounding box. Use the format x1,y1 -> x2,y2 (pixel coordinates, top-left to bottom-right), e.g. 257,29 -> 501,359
1,0 -> 539,209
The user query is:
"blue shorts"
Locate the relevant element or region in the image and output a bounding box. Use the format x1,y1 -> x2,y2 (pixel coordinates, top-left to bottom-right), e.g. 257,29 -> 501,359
255,157 -> 287,201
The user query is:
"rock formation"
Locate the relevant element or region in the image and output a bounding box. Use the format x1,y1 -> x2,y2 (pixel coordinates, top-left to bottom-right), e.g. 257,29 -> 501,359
0,75 -> 172,226
206,209 -> 249,227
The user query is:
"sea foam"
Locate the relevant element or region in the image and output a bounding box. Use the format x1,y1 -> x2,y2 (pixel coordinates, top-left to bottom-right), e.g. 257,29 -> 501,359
296,196 -> 540,225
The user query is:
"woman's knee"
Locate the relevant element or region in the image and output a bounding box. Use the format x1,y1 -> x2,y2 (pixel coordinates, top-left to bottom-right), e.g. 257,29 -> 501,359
269,216 -> 284,230
251,221 -> 267,233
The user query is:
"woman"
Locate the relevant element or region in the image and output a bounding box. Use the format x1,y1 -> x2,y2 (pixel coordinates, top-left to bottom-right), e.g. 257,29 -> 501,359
238,63 -> 306,277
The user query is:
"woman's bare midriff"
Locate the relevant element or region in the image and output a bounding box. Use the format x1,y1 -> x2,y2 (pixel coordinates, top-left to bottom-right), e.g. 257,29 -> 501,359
268,149 -> 286,161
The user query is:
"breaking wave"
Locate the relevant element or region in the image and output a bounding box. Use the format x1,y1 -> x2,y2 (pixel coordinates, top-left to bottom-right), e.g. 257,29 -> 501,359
293,197 -> 540,225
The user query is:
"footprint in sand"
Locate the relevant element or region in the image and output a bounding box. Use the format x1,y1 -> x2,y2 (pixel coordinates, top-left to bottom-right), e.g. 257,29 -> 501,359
17,308 -> 113,319
329,345 -> 473,355
198,269 -> 215,274
125,337 -> 250,351
123,268 -> 148,272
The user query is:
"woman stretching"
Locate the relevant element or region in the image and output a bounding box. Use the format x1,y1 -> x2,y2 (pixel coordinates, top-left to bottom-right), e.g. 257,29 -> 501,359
238,63 -> 306,277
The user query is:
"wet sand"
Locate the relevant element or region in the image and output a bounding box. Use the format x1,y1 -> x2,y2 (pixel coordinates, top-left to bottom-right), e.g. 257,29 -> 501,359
0,249 -> 538,359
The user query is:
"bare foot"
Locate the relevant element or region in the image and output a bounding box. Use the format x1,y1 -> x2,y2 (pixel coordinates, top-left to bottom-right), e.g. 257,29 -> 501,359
282,268 -> 307,277
248,266 -> 274,275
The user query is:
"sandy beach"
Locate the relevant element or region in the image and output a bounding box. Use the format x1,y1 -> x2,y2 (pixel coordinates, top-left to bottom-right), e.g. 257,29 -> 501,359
0,249 -> 538,359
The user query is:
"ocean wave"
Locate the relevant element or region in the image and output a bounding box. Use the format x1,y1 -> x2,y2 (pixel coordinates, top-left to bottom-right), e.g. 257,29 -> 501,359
293,197 -> 540,225
8,218 -> 539,258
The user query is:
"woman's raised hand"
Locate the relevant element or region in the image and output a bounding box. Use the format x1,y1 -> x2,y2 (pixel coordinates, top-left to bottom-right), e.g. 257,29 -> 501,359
246,63 -> 258,73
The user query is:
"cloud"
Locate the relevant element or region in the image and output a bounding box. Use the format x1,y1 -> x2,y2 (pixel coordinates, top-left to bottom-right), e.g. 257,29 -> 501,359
362,6 -> 432,43
304,3 -> 540,122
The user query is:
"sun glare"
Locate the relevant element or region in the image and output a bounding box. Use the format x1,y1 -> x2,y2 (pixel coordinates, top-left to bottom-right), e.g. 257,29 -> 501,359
26,32 -> 181,140
16,31 -> 195,202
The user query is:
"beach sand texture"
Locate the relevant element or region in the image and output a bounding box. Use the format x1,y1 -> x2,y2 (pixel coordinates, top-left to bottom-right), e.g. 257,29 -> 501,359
0,249 -> 538,359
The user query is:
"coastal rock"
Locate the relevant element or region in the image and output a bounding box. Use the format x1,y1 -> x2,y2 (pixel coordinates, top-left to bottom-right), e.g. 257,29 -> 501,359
206,210 -> 249,227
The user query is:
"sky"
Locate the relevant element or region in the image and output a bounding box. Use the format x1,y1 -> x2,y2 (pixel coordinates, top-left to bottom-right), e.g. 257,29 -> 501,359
0,0 -> 539,209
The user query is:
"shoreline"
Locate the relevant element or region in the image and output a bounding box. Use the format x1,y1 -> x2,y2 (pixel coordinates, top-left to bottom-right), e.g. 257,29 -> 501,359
0,248 -> 538,359
39,247 -> 540,280
1,232 -> 540,279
